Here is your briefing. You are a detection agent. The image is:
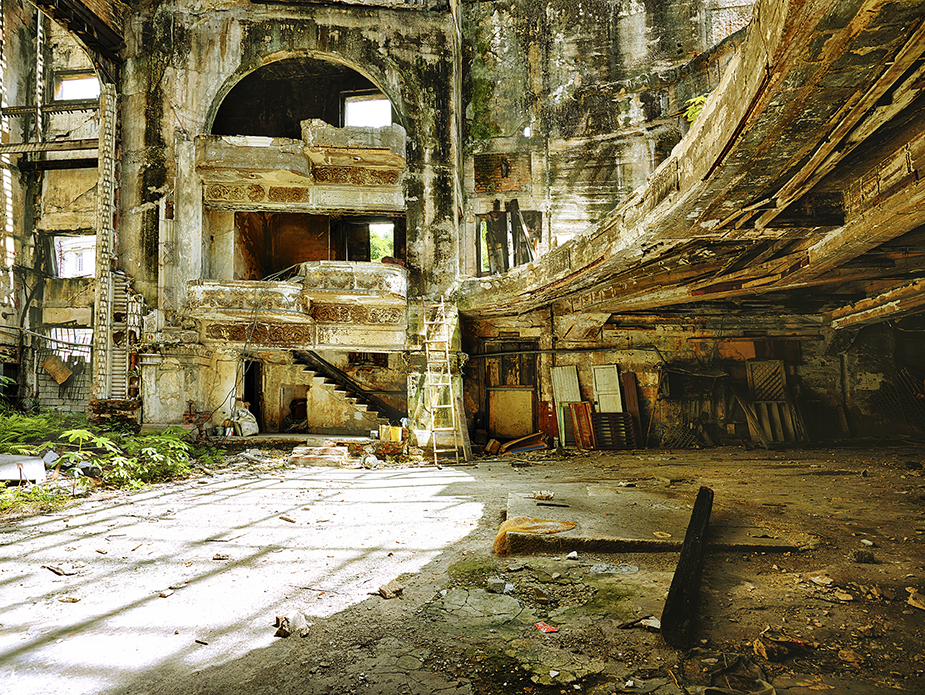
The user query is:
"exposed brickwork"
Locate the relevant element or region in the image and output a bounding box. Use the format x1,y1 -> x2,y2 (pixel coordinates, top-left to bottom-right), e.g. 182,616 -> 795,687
474,153 -> 531,194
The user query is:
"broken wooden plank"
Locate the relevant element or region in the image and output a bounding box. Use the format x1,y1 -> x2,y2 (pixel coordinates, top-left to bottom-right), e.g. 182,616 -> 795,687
569,402 -> 595,450
498,432 -> 544,455
621,372 -> 642,446
734,392 -> 768,448
661,486 -> 714,649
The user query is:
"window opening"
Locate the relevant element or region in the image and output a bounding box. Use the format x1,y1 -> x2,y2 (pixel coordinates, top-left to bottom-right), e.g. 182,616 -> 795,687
233,212 -> 405,279
53,73 -> 100,101
344,93 -> 392,128
369,223 -> 394,262
476,199 -> 541,276
53,235 -> 96,278
50,327 -> 93,362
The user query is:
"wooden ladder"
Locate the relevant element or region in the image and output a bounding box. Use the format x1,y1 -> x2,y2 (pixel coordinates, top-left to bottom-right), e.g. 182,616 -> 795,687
423,298 -> 469,466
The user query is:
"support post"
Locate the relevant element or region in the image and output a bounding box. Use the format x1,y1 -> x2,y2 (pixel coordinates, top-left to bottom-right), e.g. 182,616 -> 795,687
661,486 -> 714,648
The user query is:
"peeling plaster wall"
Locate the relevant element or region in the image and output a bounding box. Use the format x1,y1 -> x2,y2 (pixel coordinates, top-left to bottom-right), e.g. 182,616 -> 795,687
461,0 -> 751,259
121,2 -> 460,308
0,0 -> 38,365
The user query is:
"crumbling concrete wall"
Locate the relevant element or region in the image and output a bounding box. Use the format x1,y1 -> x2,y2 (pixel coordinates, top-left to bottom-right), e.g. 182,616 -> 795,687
120,2 -> 459,427
460,0 -> 753,269
121,2 -> 460,308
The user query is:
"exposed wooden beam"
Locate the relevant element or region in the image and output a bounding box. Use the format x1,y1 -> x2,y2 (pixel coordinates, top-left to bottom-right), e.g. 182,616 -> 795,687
829,278 -> 925,329
17,157 -> 98,171
0,139 -> 98,154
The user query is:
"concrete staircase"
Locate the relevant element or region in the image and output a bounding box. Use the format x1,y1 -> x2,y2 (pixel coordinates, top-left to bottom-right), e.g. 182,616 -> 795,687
302,368 -> 390,433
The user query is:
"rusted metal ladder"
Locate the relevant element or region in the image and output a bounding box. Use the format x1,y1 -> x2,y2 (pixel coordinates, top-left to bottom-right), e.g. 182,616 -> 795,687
423,297 -> 461,466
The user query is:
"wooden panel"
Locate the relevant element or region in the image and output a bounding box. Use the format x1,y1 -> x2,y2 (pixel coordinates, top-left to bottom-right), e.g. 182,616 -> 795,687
592,364 -> 623,412
591,412 -> 636,449
621,372 -> 641,445
552,366 -> 582,445
538,400 -> 559,441
569,402 -> 595,450
747,360 -> 787,400
489,389 -> 534,439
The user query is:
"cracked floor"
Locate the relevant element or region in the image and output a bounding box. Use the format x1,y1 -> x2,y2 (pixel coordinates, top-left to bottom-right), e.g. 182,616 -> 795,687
1,444 -> 923,694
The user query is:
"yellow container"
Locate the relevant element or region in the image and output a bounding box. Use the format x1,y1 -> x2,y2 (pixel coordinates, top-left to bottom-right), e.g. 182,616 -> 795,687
379,425 -> 403,441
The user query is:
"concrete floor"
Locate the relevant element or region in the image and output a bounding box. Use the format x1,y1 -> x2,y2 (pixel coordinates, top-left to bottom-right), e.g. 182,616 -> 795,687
0,445 -> 923,694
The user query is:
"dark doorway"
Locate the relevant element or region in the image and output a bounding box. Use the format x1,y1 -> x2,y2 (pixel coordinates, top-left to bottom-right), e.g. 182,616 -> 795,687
243,360 -> 263,431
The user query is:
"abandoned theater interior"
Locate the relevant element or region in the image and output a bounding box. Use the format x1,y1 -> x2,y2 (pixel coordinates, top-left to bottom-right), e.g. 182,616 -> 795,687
4,0 -> 925,693
2,0 -> 925,448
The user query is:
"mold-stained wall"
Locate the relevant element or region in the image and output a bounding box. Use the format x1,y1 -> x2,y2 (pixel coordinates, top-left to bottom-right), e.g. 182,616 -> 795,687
120,2 -> 460,311
460,0 -> 753,264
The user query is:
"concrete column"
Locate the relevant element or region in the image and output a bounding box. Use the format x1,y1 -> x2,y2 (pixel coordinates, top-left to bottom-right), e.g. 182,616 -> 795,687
91,83 -> 117,399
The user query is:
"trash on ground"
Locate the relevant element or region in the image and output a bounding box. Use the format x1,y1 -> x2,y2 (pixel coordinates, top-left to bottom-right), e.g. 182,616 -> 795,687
279,515 -> 296,523
906,587 -> 925,610
532,490 -> 554,500
58,596 -> 81,603
590,562 -> 638,575
535,621 -> 559,633
42,564 -> 81,576
374,579 -> 404,599
274,611 -> 310,638
212,553 -> 230,561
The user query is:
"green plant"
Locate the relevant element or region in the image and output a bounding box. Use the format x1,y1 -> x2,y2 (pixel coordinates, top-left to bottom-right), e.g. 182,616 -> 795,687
0,485 -> 68,516
114,427 -> 192,484
685,95 -> 708,123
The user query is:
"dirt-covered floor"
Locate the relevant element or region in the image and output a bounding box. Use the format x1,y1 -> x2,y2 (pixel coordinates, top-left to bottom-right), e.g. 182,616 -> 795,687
1,443 -> 923,695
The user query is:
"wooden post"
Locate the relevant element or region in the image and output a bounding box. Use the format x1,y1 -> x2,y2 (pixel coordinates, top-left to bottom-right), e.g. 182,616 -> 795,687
661,486 -> 714,648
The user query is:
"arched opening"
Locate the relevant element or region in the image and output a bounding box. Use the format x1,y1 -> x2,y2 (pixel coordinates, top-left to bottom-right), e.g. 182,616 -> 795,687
205,56 -> 406,279
212,56 -> 395,138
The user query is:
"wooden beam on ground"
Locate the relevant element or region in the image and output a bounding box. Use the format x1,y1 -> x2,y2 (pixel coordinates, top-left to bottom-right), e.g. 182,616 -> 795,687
661,486 -> 714,649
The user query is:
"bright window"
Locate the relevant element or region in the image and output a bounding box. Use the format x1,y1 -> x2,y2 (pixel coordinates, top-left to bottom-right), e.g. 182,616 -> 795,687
53,235 -> 96,278
369,223 -> 394,261
54,75 -> 100,101
344,95 -> 392,128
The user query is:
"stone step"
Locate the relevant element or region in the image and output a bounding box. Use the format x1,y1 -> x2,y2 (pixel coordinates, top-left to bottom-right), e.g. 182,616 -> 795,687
289,445 -> 348,466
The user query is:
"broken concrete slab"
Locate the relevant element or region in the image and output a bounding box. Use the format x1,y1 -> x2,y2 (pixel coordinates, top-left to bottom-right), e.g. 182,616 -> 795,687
504,486 -> 802,554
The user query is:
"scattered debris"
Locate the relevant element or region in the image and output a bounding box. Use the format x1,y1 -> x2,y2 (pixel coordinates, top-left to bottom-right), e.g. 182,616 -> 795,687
159,589 -> 174,598
279,515 -> 296,523
373,579 -> 404,599
652,531 -> 672,538
486,577 -> 506,594
41,564 -> 81,576
849,549 -> 875,563
566,551 -> 579,560
194,639 -> 209,646
590,562 -> 638,575
212,553 -> 230,561
535,621 -> 559,633
532,490 -> 554,500
752,628 -> 814,661
58,596 -> 80,603
274,611 -> 310,638
907,587 -> 925,611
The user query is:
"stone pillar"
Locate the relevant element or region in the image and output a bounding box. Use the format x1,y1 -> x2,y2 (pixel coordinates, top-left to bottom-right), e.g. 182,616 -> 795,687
92,83 -> 117,399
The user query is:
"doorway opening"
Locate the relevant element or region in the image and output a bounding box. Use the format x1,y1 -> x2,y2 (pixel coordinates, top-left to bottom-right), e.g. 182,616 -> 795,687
243,360 -> 263,431
234,212 -> 406,279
